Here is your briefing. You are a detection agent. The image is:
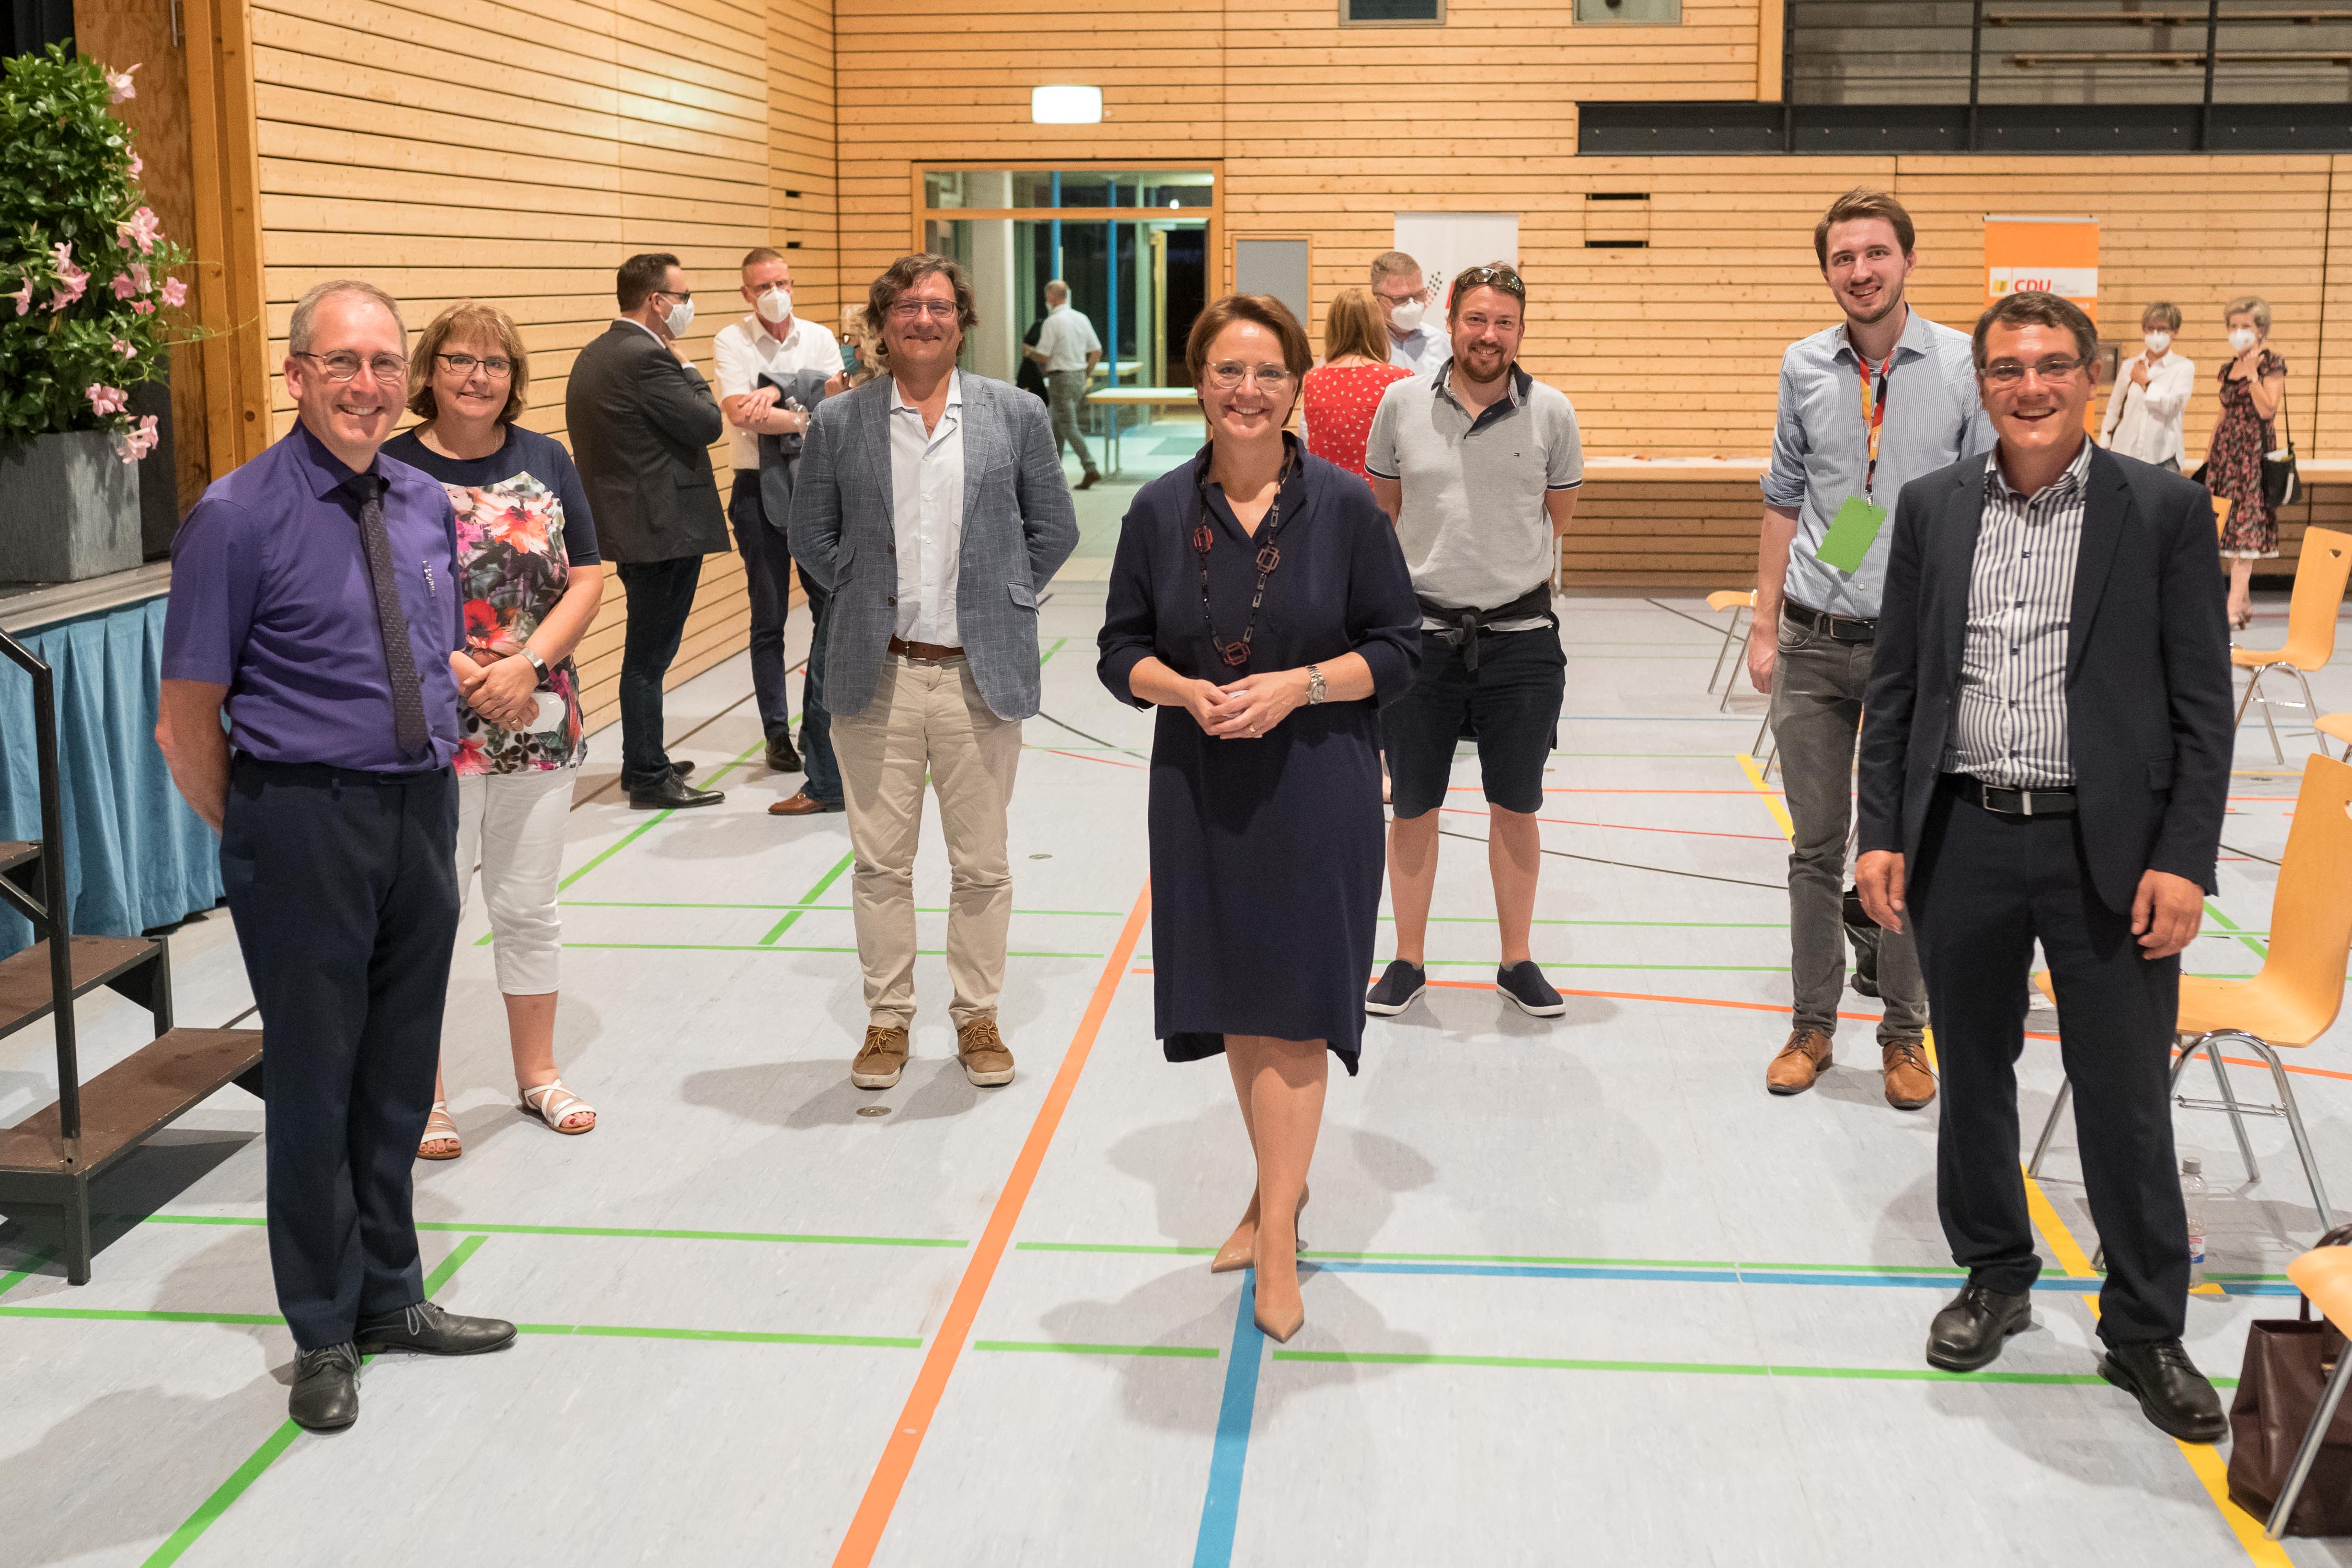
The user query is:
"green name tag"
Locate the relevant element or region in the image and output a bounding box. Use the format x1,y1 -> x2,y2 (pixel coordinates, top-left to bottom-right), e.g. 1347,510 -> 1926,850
1814,495 -> 1888,574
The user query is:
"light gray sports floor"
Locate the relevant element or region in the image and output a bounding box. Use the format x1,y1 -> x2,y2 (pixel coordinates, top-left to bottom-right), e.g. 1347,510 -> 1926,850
7,432 -> 2352,1566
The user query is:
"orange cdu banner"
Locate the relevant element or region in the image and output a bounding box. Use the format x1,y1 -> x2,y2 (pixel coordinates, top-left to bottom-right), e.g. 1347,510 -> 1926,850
1985,214 -> 2100,428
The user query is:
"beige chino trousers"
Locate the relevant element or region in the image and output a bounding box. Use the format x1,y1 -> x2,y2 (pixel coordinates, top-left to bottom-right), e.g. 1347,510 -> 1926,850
829,653 -> 1022,1029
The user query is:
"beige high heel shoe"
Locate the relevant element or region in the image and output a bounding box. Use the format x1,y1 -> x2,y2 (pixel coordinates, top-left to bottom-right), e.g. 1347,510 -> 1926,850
1210,1184 -> 1308,1273
1251,1229 -> 1307,1343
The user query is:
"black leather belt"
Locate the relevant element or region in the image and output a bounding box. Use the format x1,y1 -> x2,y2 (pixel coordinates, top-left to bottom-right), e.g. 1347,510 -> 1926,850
1783,601 -> 1877,643
1943,773 -> 2078,818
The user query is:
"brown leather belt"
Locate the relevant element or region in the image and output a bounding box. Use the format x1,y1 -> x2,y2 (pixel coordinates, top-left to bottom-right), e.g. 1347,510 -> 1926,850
887,636 -> 965,661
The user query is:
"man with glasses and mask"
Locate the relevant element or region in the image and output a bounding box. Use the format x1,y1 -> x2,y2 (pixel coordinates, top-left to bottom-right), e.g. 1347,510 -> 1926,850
713,247 -> 843,808
1362,262 -> 1582,1021
158,280 -> 516,1432
1751,188 -> 1992,1112
566,251 -> 729,810
1853,291 -> 2233,1438
790,254 -> 1078,1093
1369,250 -> 1450,376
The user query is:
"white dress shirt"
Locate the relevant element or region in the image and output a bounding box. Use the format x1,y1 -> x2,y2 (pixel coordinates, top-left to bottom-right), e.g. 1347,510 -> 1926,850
1033,305 -> 1101,374
1387,322 -> 1452,376
2099,349 -> 2196,467
889,371 -> 966,647
713,312 -> 843,470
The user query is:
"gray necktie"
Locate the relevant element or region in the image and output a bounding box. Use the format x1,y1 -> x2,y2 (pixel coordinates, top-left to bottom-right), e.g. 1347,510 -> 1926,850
348,472 -> 431,760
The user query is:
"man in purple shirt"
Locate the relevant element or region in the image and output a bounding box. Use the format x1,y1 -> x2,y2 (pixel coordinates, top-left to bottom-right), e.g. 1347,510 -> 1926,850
157,279 -> 516,1433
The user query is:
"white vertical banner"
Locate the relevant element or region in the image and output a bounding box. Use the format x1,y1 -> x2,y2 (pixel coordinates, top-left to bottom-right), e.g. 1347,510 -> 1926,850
1392,213 -> 1520,312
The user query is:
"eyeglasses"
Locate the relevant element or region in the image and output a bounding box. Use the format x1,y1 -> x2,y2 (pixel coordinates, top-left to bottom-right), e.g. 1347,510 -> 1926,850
1204,362 -> 1295,391
436,352 -> 514,380
1453,264 -> 1526,297
1374,286 -> 1428,306
294,351 -> 410,384
1983,356 -> 2088,387
887,298 -> 961,321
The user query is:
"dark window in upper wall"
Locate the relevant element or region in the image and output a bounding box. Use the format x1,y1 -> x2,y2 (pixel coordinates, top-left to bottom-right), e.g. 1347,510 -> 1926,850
1576,0 -> 1680,20
1341,0 -> 1443,26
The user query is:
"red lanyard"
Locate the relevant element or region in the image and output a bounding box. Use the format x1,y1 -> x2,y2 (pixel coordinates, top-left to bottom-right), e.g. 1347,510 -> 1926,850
1857,350 -> 1896,502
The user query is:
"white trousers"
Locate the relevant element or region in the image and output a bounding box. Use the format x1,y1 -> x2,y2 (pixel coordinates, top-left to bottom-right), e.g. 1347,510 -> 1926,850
455,767 -> 576,995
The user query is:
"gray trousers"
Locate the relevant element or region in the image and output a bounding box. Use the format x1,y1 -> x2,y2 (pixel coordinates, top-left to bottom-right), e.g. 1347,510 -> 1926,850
1047,369 -> 1097,477
1769,610 -> 1929,1044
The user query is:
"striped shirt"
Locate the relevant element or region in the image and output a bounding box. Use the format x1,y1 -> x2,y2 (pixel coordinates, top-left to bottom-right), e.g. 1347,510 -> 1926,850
1943,440 -> 2092,787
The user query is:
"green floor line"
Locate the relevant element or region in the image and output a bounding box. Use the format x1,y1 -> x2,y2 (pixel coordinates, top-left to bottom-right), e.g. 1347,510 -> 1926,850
759,849 -> 857,944
1016,1240 -> 1986,1275
1270,1349 -> 2122,1386
563,901 -> 1128,918
517,1323 -> 921,1348
555,737 -> 766,892
972,1339 -> 1219,1358
140,1214 -> 969,1249
1,1305 -> 283,1325
1017,1241 -> 1220,1258
563,943 -> 1104,958
0,1247 -> 55,1300
2204,900 -> 2273,963
1039,635 -> 1068,664
139,1233 -> 490,1568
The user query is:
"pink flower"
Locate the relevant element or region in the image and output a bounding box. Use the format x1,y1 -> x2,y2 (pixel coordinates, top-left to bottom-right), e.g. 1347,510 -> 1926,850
87,384 -> 128,417
128,151 -> 143,177
50,263 -> 87,312
110,272 -> 138,301
117,208 -> 162,255
131,299 -> 154,316
160,275 -> 186,308
111,337 -> 136,359
128,261 -> 151,294
105,64 -> 139,103
8,280 -> 28,316
112,414 -> 159,464
49,241 -> 73,272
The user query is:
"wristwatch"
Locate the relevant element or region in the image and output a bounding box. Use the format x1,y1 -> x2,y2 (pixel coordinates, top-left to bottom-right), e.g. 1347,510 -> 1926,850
1306,664 -> 1325,705
520,647 -> 549,684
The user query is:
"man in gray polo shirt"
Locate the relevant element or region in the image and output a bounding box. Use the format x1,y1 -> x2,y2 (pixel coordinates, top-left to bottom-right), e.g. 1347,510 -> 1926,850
1362,262 -> 1582,1020
1751,188 -> 1993,1110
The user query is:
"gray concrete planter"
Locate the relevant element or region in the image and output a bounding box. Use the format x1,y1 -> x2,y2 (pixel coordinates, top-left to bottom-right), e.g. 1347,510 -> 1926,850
0,431 -> 143,584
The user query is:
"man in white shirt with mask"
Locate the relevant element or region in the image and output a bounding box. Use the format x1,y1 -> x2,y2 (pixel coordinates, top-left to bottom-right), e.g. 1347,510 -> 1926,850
1369,250 -> 1451,376
2100,302 -> 2195,472
714,248 -> 843,781
1024,279 -> 1102,490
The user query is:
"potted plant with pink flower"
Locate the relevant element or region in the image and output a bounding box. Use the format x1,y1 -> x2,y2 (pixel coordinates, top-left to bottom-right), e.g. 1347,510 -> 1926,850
0,44 -> 197,583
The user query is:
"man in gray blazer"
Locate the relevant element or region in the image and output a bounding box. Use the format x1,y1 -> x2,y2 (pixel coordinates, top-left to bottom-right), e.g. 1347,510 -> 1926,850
790,254 -> 1079,1091
565,251 -> 729,811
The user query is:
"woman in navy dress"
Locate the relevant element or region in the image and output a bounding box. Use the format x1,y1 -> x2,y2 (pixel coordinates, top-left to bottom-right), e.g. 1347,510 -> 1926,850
1097,294 -> 1418,1341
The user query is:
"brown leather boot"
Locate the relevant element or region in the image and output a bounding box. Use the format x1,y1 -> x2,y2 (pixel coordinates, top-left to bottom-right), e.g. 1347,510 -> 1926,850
1883,1041 -> 1938,1110
1766,1028 -> 1833,1095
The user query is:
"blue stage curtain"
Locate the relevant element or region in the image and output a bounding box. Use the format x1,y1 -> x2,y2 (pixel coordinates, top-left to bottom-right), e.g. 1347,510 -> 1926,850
0,596 -> 222,958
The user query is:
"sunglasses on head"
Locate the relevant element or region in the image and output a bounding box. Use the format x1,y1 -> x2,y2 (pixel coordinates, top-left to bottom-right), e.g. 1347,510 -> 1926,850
1452,264 -> 1526,299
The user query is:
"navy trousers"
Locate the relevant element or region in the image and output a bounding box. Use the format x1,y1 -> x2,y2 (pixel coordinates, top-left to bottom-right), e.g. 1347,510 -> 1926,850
731,468 -> 841,805
220,757 -> 460,1350
615,556 -> 704,790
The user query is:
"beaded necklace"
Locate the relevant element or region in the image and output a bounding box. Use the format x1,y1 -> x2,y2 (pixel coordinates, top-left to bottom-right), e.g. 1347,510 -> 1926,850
1190,445 -> 1296,670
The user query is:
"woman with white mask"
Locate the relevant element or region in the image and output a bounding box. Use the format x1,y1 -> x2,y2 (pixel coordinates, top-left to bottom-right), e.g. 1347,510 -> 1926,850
2100,302 -> 2195,471
2201,295 -> 2290,629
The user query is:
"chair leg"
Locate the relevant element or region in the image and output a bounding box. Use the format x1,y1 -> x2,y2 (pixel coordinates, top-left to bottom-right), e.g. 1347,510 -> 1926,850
1751,712 -> 1771,758
2295,669 -> 2321,752
2200,1034 -> 2263,1184
1708,607 -> 1742,695
2028,1076 -> 2074,1177
1715,608 -> 1748,711
2245,1036 -> 2333,1229
2238,666 -> 2286,766
2269,1337 -> 2352,1537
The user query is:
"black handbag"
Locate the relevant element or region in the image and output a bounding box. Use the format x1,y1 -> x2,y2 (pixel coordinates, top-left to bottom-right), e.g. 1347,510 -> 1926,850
2228,1223 -> 2352,1535
2264,378 -> 2301,511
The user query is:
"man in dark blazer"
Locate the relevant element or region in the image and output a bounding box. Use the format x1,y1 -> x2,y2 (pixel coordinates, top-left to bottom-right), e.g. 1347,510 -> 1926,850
564,251 -> 729,810
1855,290 -> 2234,1442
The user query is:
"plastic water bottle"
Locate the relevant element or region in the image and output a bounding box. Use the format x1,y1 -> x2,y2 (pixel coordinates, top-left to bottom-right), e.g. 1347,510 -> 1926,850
2183,1157 -> 2209,1287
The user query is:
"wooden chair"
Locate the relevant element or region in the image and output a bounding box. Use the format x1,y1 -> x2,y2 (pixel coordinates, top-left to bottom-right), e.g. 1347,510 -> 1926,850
2028,753 -> 2352,1235
2267,1246 -> 2352,1538
2235,527 -> 2352,766
1705,590 -> 1755,710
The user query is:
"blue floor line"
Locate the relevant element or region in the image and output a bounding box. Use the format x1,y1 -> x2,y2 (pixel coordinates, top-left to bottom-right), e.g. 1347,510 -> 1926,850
1192,1274 -> 1263,1568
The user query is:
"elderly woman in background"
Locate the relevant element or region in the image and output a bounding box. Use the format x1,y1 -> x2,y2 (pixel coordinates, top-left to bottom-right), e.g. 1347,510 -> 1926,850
1301,287 -> 1415,482
384,302 -> 605,1155
1098,294 -> 1419,1342
2204,294 -> 2290,629
832,304 -> 883,391
2100,301 -> 2194,472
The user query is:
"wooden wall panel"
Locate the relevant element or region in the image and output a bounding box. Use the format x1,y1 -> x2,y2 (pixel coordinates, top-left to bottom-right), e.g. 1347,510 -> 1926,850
248,0 -> 839,730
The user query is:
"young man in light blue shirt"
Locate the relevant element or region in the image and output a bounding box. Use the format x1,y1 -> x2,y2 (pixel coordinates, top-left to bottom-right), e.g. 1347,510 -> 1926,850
1750,188 -> 1993,1110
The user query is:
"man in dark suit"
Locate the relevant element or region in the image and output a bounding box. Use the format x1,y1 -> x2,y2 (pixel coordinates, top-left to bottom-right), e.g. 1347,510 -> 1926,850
564,251 -> 729,810
1855,291 -> 2234,1441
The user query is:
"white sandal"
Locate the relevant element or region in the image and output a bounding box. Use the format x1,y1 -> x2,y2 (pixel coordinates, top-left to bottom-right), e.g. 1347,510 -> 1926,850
418,1101 -> 462,1160
518,1080 -> 597,1135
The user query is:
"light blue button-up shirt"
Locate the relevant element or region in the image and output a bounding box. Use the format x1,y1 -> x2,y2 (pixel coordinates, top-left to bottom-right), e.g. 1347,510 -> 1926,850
1388,322 -> 1452,376
1761,306 -> 1994,619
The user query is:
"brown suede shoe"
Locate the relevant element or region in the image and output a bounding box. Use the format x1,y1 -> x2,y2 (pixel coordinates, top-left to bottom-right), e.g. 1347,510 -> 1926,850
1766,1028 -> 1834,1095
1883,1041 -> 1938,1110
956,1017 -> 1016,1087
851,1025 -> 908,1089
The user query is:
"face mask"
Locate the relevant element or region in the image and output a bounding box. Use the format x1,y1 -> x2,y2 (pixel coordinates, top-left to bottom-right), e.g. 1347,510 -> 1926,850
841,343 -> 860,371
2228,327 -> 2258,353
1388,298 -> 1425,334
755,286 -> 792,325
662,294 -> 695,338
2143,332 -> 2171,354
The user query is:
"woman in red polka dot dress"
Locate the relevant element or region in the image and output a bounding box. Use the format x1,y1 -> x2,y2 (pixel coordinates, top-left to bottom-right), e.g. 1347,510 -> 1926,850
1301,289 -> 1415,482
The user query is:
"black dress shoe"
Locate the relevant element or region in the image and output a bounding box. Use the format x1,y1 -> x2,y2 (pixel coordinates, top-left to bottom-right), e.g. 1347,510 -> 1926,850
1926,1283 -> 2035,1371
355,1300 -> 517,1357
766,734 -> 803,773
629,773 -> 725,810
289,1342 -> 360,1431
2101,1339 -> 2228,1441
671,759 -> 696,778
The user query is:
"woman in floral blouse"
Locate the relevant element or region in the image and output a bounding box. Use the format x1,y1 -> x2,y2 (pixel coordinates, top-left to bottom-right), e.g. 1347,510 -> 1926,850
385,302 -> 604,1155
